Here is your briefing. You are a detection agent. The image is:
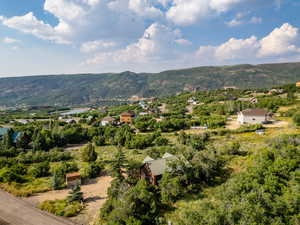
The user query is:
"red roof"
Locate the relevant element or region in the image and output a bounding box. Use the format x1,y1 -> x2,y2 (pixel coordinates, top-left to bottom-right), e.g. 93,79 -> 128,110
121,111 -> 135,117
240,108 -> 268,116
66,172 -> 81,178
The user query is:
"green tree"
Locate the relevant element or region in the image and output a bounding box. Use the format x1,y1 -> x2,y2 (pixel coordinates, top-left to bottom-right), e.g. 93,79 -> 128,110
80,143 -> 97,162
2,129 -> 14,149
93,135 -> 106,146
28,162 -> 50,178
51,171 -> 65,190
292,112 -> 300,126
16,132 -> 31,149
67,185 -> 83,203
32,132 -> 47,151
111,148 -> 128,180
160,172 -> 183,204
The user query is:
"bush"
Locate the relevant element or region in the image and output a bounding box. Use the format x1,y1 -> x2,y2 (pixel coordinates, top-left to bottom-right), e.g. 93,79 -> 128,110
93,135 -> 106,146
39,199 -> 83,217
235,124 -> 263,133
80,162 -> 102,179
292,111 -> 300,126
28,162 -> 50,178
0,167 -> 25,183
80,143 -> 97,162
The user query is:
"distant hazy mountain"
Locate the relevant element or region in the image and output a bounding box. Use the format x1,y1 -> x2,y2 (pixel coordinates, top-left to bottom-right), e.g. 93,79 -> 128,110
0,62 -> 299,106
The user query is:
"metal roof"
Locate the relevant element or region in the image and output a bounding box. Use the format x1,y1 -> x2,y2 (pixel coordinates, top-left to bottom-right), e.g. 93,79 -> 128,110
240,108 -> 268,116
143,153 -> 177,176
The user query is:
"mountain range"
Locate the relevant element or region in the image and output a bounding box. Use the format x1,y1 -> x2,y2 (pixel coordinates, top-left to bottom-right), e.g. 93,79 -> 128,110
1,62 -> 300,106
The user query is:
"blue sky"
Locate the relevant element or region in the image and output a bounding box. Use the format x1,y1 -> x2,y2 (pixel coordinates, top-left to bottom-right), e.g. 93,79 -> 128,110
0,0 -> 300,77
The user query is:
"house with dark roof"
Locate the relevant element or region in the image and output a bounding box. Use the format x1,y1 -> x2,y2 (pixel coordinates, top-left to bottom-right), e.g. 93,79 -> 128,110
140,153 -> 177,185
237,108 -> 271,124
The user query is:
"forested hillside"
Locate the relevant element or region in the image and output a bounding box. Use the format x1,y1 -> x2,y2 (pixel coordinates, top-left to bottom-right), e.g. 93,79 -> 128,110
0,62 -> 300,106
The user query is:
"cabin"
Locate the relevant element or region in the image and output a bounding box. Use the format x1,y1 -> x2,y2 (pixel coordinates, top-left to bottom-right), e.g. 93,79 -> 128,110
120,111 -> 135,124
101,116 -> 116,126
66,172 -> 81,187
237,108 -> 270,124
140,153 -> 177,185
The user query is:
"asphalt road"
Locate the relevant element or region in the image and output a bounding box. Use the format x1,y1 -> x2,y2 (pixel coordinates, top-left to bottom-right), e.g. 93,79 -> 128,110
0,190 -> 78,225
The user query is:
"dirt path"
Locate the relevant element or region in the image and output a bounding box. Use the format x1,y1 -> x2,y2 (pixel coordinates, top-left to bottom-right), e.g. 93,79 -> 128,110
226,119 -> 240,130
186,104 -> 193,114
24,176 -> 113,225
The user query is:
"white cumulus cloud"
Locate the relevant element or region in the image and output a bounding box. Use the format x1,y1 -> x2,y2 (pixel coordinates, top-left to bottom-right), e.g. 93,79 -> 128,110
258,23 -> 300,57
85,23 -> 183,65
166,0 -> 245,26
197,23 -> 300,63
80,40 -> 117,53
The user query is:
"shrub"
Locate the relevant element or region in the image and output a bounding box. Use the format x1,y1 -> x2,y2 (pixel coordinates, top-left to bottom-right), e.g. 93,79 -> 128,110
292,111 -> 300,126
39,199 -> 83,217
80,143 -> 97,162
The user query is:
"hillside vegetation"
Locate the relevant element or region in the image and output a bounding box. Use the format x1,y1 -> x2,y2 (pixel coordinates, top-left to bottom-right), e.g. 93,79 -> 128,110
0,84 -> 300,224
0,62 -> 300,106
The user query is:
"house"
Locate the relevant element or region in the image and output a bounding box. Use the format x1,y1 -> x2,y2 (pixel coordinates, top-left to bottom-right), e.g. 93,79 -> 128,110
140,153 -> 177,185
188,97 -> 197,105
120,111 -> 135,124
15,119 -> 30,125
66,172 -> 81,187
255,129 -> 265,135
0,128 -> 21,143
224,86 -> 238,90
139,101 -> 147,109
139,112 -> 149,116
237,108 -> 270,124
296,82 -> 300,87
101,116 -> 116,126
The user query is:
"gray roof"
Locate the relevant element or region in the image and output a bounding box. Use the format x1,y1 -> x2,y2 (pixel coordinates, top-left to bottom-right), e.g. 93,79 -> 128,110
143,156 -> 154,163
143,153 -> 177,176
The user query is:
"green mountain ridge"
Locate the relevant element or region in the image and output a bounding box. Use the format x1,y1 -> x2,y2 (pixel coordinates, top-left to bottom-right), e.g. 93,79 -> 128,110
1,62 -> 300,106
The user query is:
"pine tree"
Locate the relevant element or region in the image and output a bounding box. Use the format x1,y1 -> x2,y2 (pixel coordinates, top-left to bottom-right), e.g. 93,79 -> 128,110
67,184 -> 83,203
80,142 -> 97,162
16,132 -> 31,149
111,148 -> 128,180
51,171 -> 65,190
2,129 -> 14,149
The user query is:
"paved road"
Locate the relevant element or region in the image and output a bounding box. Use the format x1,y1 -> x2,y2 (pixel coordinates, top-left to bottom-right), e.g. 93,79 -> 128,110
0,190 -> 78,225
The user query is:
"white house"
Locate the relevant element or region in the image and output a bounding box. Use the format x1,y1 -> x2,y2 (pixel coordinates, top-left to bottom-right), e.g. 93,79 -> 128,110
101,116 -> 116,126
237,108 -> 270,124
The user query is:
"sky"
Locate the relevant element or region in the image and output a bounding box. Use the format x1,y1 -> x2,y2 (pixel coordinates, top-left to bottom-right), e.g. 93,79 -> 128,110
0,0 -> 300,77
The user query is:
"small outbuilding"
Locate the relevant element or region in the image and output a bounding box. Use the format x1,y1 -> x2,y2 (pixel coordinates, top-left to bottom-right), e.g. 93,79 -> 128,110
66,172 -> 81,187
